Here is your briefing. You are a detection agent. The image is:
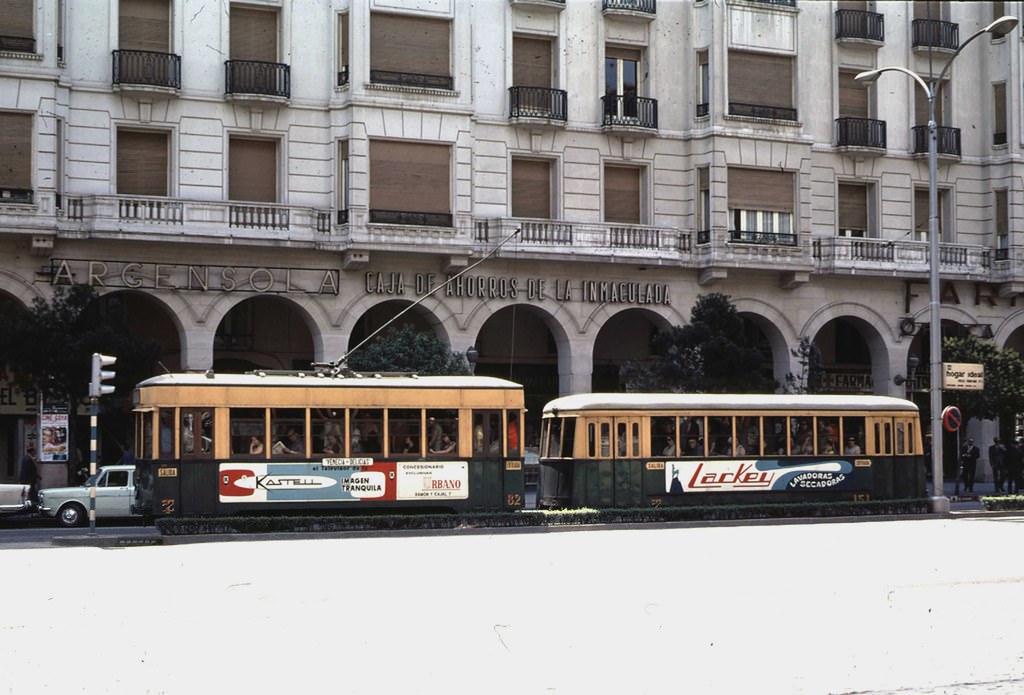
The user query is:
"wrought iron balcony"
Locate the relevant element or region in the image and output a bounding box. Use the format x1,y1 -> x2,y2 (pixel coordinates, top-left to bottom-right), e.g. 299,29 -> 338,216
912,19 -> 959,50
696,102 -> 709,117
0,35 -> 34,53
835,9 -> 884,42
911,125 -> 961,156
370,210 -> 453,227
509,86 -> 567,122
337,65 -> 349,87
225,60 -> 291,99
835,117 -> 886,150
0,187 -> 34,204
601,95 -> 658,130
812,236 -> 991,279
369,69 -> 453,91
729,102 -> 798,122
749,0 -> 795,6
602,0 -> 656,17
729,230 -> 798,246
113,50 -> 181,90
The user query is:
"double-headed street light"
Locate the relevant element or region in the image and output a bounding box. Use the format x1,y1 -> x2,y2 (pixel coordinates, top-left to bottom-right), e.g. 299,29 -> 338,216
856,15 -> 1018,513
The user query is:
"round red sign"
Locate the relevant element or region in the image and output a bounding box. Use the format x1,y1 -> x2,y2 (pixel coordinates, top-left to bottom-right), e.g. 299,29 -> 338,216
942,405 -> 962,432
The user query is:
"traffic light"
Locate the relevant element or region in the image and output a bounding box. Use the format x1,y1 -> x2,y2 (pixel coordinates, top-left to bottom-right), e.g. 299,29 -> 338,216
89,353 -> 117,398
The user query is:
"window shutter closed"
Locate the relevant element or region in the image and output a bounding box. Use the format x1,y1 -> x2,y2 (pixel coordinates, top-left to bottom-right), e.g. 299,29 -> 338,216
229,138 -> 277,202
996,189 -> 1008,236
0,111 -> 32,189
511,159 -> 551,219
370,140 -> 450,214
119,0 -> 169,53
339,13 -> 349,68
728,51 -> 793,109
837,183 -> 867,232
728,168 -> 794,212
2,0 -> 33,40
230,6 -> 277,62
117,130 -> 168,196
914,82 -> 944,126
837,1 -> 867,10
513,36 -> 552,88
371,13 -> 450,78
838,72 -> 868,118
604,166 -> 641,224
994,82 -> 1007,135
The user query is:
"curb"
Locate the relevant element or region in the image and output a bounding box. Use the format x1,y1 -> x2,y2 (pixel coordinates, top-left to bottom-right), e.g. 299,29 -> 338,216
51,535 -> 165,548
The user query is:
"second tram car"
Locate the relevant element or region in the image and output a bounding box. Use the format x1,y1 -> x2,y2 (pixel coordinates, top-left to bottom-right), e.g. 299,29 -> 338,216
538,393 -> 926,509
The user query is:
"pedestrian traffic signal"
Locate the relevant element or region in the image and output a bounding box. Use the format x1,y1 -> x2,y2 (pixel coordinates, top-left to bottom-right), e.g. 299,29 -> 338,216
89,353 -> 117,398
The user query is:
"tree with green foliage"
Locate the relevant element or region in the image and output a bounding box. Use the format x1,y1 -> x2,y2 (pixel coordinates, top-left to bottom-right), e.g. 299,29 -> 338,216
620,293 -> 775,393
345,324 -> 471,375
942,334 -> 1024,431
784,336 -> 824,394
0,285 -> 161,405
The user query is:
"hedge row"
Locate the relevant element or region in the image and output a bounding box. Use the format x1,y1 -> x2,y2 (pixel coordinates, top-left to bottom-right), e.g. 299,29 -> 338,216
154,498 -> 931,535
980,495 -> 1024,511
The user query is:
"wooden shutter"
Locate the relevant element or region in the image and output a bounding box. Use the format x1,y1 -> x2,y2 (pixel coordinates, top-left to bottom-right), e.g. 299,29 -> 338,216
914,82 -> 944,125
371,13 -> 450,78
0,112 -> 32,189
230,6 -> 277,62
728,168 -> 794,212
511,159 -> 551,219
837,1 -> 867,9
994,82 -> 1007,136
604,166 -> 641,224
229,137 -> 277,202
370,140 -> 450,214
1,0 -> 33,40
914,188 -> 930,237
996,189 -> 1008,237
837,183 -> 867,232
838,71 -> 868,118
117,130 -> 168,196
513,36 -> 552,88
339,13 -> 349,68
728,51 -> 794,109
119,0 -> 169,53
914,1 -> 942,20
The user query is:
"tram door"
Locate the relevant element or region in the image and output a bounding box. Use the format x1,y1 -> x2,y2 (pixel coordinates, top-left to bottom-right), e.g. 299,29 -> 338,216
178,408 -> 217,514
613,417 -> 643,507
585,417 -> 642,507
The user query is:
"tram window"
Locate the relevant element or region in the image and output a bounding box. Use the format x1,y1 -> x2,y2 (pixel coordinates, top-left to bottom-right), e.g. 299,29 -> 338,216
425,409 -> 457,455
231,407 -> 267,457
599,422 -> 611,457
708,416 -> 732,456
736,416 -> 759,456
180,409 -> 213,457
560,418 -> 576,458
764,416 -> 787,455
679,416 -> 704,456
270,408 -> 306,457
842,416 -> 865,455
874,420 -> 892,455
587,422 -> 597,457
507,412 -> 521,456
895,421 -> 906,454
159,409 -> 174,458
616,422 -> 628,457
543,418 -> 561,458
652,416 -> 676,456
472,410 -> 501,457
818,417 -> 839,455
352,409 -> 384,454
791,417 -> 813,456
138,412 -> 153,459
312,408 -> 344,456
389,408 -> 421,455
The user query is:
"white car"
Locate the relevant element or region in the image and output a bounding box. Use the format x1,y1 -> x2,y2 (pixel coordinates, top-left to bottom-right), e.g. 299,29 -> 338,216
0,483 -> 33,515
37,465 -> 139,528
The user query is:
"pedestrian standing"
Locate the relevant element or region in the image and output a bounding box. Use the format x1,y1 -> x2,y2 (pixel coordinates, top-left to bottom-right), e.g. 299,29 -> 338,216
989,437 -> 1007,493
1006,439 -> 1024,495
18,446 -> 39,500
960,437 -> 980,493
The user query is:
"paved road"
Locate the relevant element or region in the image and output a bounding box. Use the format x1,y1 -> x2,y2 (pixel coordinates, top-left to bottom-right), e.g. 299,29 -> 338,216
3,512 -> 1024,694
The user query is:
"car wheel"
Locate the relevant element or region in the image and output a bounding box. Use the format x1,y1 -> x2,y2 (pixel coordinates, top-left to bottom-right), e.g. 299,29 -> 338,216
57,503 -> 86,528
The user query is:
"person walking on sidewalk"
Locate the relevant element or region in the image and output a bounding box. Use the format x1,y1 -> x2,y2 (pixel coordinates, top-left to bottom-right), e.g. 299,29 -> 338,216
960,438 -> 980,493
1006,439 -> 1024,495
989,437 -> 1007,493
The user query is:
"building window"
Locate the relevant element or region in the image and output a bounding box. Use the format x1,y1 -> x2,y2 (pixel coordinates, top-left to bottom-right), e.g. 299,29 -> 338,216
837,182 -> 873,237
230,5 -> 278,62
914,79 -> 946,126
337,13 -> 349,86
604,46 -> 640,119
338,140 -> 348,223
995,189 -> 1008,254
0,0 -> 34,53
914,187 -> 949,242
117,130 -> 169,197
510,35 -> 566,120
369,140 -> 452,226
604,165 -> 642,224
229,137 -> 278,203
0,111 -> 33,202
698,167 -> 710,235
370,13 -> 452,90
727,167 -> 795,244
696,49 -> 709,116
728,50 -> 796,121
993,82 -> 1007,145
119,0 -> 169,53
511,158 -> 552,219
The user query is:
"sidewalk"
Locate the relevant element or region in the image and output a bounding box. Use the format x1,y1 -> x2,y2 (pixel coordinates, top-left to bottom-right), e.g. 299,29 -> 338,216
932,478 -> 1002,512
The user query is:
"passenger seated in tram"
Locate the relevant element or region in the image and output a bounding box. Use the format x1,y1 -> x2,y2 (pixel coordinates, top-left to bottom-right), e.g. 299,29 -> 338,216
249,436 -> 264,455
431,433 -> 456,455
683,437 -> 704,456
322,434 -> 341,455
662,436 -> 676,456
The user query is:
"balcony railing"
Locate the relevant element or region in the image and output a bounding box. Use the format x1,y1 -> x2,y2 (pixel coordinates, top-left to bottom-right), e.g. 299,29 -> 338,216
119,198 -> 183,224
812,236 -> 991,278
337,65 -> 349,87
729,102 -> 798,122
0,35 -> 34,53
729,230 -> 798,246
601,95 -> 658,129
475,218 -> 691,262
113,50 -> 181,89
602,0 -> 656,14
225,60 -> 290,98
835,117 -> 886,149
509,86 -> 568,121
370,210 -> 453,227
911,125 -> 961,156
834,9 -> 884,42
230,204 -> 289,230
696,102 -> 709,117
0,188 -> 34,204
912,19 -> 959,50
994,132 -> 1007,146
370,69 -> 453,91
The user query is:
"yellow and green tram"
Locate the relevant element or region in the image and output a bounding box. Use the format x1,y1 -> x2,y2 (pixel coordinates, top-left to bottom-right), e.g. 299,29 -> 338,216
538,393 -> 926,509
130,372 -> 526,517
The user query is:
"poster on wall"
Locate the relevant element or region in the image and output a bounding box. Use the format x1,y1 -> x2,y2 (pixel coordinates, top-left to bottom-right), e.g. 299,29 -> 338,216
39,398 -> 69,463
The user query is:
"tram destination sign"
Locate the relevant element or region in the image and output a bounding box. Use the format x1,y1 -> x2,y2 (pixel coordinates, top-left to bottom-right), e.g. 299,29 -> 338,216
942,362 -> 984,391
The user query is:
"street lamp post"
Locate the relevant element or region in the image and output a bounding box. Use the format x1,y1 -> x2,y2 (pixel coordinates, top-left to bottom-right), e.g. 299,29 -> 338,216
856,15 -> 1018,513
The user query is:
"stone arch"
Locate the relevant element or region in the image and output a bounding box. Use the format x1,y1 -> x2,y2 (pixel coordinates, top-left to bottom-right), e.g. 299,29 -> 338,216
207,294 -> 318,372
591,307 -> 675,391
802,303 -> 895,395
732,297 -> 800,389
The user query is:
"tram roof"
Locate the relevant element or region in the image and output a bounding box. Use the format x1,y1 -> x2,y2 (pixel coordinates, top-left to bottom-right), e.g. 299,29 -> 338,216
543,392 -> 919,413
135,372 -> 523,390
